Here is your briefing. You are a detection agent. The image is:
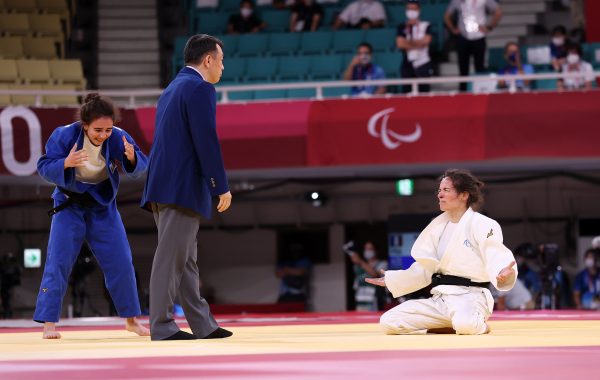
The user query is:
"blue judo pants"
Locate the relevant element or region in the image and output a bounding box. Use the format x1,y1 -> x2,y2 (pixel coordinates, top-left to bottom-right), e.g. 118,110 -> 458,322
34,199 -> 141,323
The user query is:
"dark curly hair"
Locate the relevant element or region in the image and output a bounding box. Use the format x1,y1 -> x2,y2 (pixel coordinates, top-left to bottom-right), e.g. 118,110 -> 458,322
77,93 -> 120,125
439,168 -> 485,210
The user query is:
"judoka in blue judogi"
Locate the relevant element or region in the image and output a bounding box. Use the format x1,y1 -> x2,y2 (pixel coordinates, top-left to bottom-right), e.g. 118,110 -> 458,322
33,94 -> 150,339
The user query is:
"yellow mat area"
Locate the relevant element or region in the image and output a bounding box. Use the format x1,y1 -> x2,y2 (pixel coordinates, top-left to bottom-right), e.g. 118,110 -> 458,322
1,320 -> 599,361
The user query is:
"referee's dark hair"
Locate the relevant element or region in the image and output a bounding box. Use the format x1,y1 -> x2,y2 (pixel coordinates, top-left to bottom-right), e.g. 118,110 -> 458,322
184,34 -> 223,66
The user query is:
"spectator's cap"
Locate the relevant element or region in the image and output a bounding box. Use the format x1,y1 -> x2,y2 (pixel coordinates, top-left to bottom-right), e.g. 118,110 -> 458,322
591,236 -> 600,249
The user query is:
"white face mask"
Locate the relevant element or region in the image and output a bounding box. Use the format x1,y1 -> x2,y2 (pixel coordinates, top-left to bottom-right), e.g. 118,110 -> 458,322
364,249 -> 376,260
552,37 -> 565,46
585,257 -> 596,269
240,8 -> 252,18
406,10 -> 419,20
567,53 -> 580,64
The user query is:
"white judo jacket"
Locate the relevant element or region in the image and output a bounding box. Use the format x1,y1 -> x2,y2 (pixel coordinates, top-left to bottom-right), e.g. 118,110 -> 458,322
384,208 -> 517,311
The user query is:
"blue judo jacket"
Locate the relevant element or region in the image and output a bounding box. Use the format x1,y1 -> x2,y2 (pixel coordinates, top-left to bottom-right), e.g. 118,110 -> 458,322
141,67 -> 229,219
37,121 -> 148,205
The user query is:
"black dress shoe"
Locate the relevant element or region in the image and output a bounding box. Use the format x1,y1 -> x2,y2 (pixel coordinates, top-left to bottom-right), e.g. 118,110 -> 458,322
161,330 -> 198,340
201,327 -> 233,339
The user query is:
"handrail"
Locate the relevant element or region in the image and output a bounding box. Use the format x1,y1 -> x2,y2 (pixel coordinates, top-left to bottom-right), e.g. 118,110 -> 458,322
0,71 -> 598,107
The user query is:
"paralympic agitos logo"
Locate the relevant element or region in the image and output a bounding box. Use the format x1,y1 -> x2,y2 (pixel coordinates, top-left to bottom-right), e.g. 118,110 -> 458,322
367,107 -> 422,150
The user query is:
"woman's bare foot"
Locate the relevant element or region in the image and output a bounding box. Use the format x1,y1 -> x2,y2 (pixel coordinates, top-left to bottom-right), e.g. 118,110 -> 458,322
42,322 -> 61,339
125,317 -> 150,336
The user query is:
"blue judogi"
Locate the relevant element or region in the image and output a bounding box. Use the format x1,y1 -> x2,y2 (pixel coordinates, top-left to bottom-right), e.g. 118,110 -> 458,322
34,122 -> 148,323
141,67 -> 229,218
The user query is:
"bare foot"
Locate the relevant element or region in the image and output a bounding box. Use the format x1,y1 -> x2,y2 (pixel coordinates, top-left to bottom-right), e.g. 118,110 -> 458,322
125,317 -> 150,336
42,322 -> 61,339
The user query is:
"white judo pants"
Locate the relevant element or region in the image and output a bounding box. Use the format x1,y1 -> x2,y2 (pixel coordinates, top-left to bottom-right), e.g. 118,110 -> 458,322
380,288 -> 492,335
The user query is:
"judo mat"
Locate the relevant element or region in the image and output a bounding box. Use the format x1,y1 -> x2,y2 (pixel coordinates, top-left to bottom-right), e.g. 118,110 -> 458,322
0,310 -> 599,380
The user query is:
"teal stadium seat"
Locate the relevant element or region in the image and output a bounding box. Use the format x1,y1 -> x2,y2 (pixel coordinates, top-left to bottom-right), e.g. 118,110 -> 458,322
278,55 -> 310,81
487,47 -> 504,72
253,89 -> 287,100
583,42 -> 600,68
287,87 -> 315,99
386,5 -> 405,27
196,12 -> 229,35
332,30 -> 365,54
219,0 -> 240,13
300,31 -> 332,55
321,7 -> 342,29
261,9 -> 291,33
364,28 -> 396,52
245,56 -> 278,82
237,34 -> 268,57
216,34 -> 239,57
323,84 -> 350,98
374,51 -> 403,78
309,55 -> 342,80
269,32 -> 300,56
228,88 -> 254,101
221,57 -> 246,83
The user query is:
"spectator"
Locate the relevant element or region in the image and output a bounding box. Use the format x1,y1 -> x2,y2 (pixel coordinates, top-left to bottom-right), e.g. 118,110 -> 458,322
549,25 -> 569,72
491,279 -> 534,311
289,0 -> 323,32
227,0 -> 265,34
514,243 -> 542,306
0,253 -> 21,319
557,42 -> 594,91
343,42 -> 386,96
347,241 -> 388,311
396,0 -> 433,93
444,0 -> 502,91
573,249 -> 600,310
276,243 -> 312,304
497,41 -> 534,91
333,0 -> 386,30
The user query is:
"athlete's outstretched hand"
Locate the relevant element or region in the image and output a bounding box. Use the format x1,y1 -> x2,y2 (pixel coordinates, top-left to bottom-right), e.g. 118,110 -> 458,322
497,261 -> 516,287
365,269 -> 386,287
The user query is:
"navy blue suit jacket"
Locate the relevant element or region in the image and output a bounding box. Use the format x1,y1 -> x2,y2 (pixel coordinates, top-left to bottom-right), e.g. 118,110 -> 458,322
141,67 -> 229,219
37,122 -> 147,206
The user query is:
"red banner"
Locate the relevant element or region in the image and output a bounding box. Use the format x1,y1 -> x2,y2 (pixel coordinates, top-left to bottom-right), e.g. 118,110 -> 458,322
1,92 -> 599,177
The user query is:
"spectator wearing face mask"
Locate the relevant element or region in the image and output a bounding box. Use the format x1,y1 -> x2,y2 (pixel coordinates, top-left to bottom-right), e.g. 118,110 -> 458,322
343,42 -> 386,96
573,249 -> 600,310
558,42 -> 594,91
347,241 -> 388,311
227,0 -> 265,34
333,0 -> 387,30
549,25 -> 569,72
396,0 -> 433,93
497,41 -> 534,91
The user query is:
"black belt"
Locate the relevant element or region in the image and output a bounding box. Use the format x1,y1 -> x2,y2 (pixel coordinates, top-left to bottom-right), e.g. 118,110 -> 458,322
431,273 -> 490,288
47,188 -> 98,216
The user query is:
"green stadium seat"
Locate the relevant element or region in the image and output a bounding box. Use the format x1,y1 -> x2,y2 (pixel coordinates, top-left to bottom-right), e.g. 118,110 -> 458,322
253,89 -> 286,100
287,87 -> 315,99
309,55 -> 342,80
216,34 -> 239,57
331,30 -> 365,54
487,47 -> 504,72
219,0 -> 240,13
323,84 -> 350,98
321,7 -> 342,28
269,32 -> 300,56
245,56 -> 278,81
228,88 -> 254,101
364,28 -> 396,52
221,57 -> 246,83
386,5 -> 405,27
196,12 -> 229,35
237,34 -> 268,57
374,51 -> 403,78
278,55 -> 310,81
261,9 -> 291,33
300,31 -> 332,55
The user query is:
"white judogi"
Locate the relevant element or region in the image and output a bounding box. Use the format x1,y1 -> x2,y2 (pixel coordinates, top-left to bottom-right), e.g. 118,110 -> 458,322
381,208 -> 516,335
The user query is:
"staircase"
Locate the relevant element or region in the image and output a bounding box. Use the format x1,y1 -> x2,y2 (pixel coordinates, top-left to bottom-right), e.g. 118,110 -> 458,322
97,0 -> 160,89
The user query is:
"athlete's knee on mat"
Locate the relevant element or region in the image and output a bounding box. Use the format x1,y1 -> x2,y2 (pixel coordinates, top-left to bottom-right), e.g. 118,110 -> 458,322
452,313 -> 486,335
379,312 -> 412,334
